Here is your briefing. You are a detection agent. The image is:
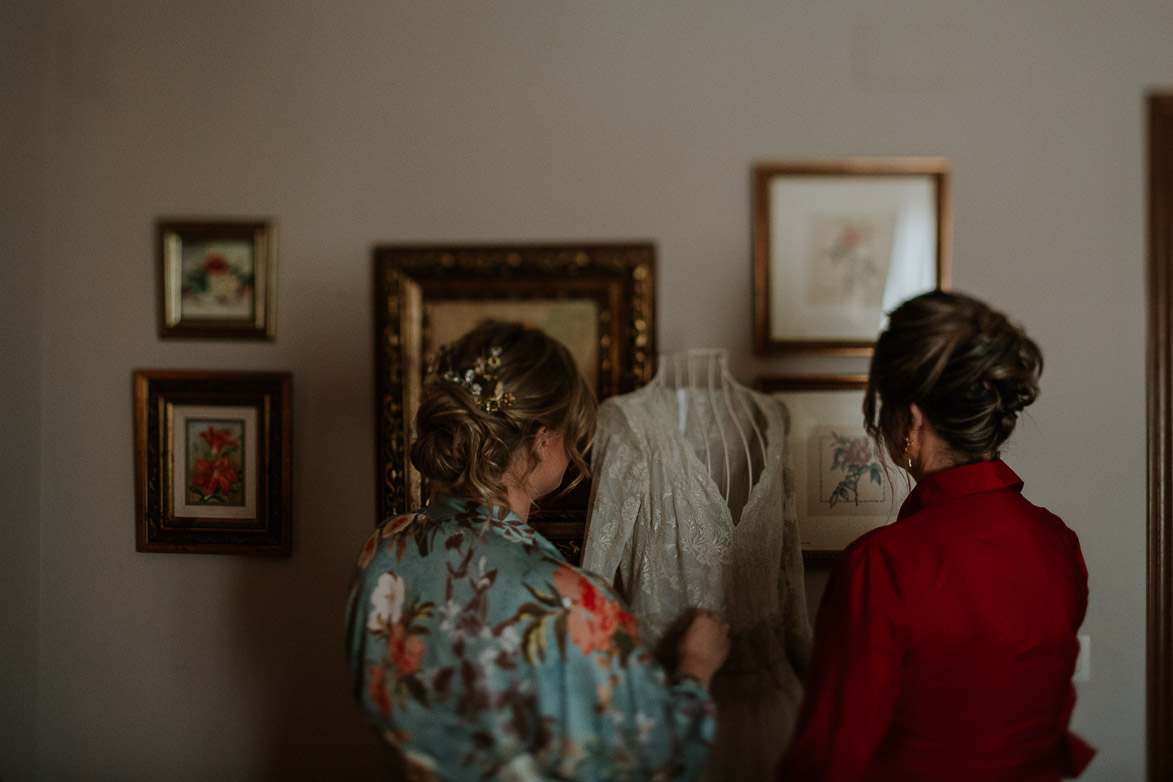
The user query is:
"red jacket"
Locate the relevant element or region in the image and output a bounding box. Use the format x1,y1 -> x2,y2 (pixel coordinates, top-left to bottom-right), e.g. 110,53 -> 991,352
779,460 -> 1094,781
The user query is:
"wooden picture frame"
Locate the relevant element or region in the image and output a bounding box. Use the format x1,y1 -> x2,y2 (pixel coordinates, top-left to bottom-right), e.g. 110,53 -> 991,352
134,370 -> 292,555
1148,90 -> 1173,782
753,158 -> 951,355
157,219 -> 277,339
373,243 -> 656,562
757,374 -> 907,560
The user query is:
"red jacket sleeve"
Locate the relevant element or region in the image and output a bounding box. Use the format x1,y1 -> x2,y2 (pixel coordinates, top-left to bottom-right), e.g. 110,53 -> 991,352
778,537 -> 907,782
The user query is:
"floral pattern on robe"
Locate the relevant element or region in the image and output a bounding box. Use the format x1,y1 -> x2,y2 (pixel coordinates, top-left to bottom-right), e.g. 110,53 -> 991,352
346,494 -> 715,782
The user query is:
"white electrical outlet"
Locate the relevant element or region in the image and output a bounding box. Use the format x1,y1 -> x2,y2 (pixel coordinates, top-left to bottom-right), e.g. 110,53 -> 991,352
1073,634 -> 1090,681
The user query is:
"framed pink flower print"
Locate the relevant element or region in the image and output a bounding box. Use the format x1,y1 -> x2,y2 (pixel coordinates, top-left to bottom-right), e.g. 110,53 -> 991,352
757,374 -> 909,560
753,158 -> 951,355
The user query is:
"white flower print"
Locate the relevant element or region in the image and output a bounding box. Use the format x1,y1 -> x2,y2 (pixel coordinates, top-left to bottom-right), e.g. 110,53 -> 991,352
438,599 -> 463,635
367,572 -> 405,632
497,624 -> 521,655
635,712 -> 656,744
471,555 -> 493,591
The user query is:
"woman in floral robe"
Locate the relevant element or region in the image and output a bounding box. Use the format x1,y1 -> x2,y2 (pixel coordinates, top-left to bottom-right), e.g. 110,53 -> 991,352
346,321 -> 729,781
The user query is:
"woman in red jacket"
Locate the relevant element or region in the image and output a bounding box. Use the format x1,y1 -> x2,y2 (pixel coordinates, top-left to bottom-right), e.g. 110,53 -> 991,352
778,290 -> 1094,781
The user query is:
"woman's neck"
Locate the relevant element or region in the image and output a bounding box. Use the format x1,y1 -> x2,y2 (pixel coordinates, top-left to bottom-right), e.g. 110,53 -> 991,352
505,483 -> 532,521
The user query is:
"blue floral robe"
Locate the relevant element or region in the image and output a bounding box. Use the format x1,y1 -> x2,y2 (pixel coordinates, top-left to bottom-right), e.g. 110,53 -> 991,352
346,494 -> 716,781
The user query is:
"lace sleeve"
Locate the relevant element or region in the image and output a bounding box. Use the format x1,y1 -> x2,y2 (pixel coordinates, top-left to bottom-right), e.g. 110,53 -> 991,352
583,400 -> 647,597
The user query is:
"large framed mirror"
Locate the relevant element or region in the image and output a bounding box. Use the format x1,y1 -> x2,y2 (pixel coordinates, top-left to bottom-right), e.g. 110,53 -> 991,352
373,243 -> 656,562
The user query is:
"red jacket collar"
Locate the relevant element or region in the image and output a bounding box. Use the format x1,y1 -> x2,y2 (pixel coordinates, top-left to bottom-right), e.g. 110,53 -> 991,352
897,459 -> 1024,522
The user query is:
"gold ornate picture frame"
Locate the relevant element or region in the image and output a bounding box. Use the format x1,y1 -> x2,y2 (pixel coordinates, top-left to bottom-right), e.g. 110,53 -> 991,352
373,243 -> 655,561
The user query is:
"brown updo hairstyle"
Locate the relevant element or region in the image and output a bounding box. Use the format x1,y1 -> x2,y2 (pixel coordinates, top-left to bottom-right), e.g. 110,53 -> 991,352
409,320 -> 597,506
863,290 -> 1043,466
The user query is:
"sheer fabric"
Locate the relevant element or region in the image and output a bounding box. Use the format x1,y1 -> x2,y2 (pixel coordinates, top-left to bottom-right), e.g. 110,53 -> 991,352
583,355 -> 812,781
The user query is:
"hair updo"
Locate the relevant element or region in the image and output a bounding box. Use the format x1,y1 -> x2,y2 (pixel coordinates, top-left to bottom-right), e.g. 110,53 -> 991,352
863,290 -> 1043,466
409,320 -> 597,506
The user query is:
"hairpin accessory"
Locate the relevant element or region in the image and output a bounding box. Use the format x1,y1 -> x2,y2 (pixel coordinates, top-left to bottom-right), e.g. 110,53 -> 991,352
437,346 -> 515,413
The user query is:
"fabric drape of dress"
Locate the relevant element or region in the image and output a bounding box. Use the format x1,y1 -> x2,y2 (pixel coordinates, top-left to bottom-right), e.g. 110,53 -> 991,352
583,357 -> 813,782
346,494 -> 716,782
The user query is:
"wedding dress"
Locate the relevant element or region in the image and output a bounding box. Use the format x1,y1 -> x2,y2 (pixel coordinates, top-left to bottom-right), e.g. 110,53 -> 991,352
583,350 -> 812,781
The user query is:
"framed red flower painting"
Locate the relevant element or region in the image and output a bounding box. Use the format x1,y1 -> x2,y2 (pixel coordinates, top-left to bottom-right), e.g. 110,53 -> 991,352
133,370 -> 292,555
156,219 -> 277,339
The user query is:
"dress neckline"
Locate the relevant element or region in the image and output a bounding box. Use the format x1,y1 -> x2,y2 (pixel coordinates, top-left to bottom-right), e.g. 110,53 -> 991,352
646,383 -> 781,529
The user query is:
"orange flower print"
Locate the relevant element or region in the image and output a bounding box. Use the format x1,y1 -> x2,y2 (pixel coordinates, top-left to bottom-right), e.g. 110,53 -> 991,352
552,565 -> 636,655
198,424 -> 238,455
389,623 -> 425,673
190,456 -> 240,498
380,513 -> 418,539
367,664 -> 393,718
358,528 -> 381,569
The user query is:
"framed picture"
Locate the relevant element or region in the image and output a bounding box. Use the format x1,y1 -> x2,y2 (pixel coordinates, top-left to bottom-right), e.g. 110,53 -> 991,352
134,370 -> 292,555
157,219 -> 277,339
758,375 -> 908,560
753,158 -> 951,355
373,243 -> 656,561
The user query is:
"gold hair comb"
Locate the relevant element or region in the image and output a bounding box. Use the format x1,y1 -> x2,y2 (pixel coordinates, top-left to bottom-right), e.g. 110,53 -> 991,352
437,346 -> 515,413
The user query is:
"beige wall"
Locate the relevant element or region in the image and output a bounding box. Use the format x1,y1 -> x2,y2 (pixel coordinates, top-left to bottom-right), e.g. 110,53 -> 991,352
1,1 -> 1162,779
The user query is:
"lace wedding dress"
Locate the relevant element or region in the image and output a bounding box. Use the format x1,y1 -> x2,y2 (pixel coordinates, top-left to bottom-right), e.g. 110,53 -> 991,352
583,351 -> 812,781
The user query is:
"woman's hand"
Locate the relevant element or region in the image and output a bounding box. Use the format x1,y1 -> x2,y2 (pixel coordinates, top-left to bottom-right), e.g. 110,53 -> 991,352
673,609 -> 731,690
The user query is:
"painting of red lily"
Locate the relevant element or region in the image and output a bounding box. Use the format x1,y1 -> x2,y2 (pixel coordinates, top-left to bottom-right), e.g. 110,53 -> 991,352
186,421 -> 245,505
158,219 -> 276,339
134,370 -> 291,555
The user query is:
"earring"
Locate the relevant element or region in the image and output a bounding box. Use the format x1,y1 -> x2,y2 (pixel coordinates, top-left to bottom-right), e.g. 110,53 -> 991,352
903,437 -> 912,470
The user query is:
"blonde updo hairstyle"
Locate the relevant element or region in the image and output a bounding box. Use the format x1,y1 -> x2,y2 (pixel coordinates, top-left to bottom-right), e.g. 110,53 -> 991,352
863,290 -> 1043,467
410,320 -> 597,507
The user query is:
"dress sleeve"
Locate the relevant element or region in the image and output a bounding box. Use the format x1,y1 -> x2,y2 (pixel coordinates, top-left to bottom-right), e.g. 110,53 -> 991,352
778,536 -> 906,782
512,563 -> 716,781
583,401 -> 645,592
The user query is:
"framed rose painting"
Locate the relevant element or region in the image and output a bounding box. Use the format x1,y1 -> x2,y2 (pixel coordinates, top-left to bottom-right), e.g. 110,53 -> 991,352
753,158 -> 951,355
758,374 -> 908,559
133,370 -> 292,555
157,219 -> 277,339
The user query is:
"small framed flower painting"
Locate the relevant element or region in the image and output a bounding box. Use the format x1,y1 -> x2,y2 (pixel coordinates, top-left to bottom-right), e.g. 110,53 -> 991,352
757,375 -> 909,559
133,370 -> 292,555
157,219 -> 277,339
373,243 -> 656,563
753,158 -> 951,355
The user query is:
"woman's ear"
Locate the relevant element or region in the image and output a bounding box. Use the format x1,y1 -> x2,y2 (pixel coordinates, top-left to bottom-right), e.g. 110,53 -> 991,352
532,425 -> 551,454
908,403 -> 926,436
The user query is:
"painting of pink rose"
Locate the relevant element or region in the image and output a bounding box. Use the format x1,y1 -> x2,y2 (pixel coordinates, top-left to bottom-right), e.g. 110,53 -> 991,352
179,240 -> 256,321
824,431 -> 884,509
